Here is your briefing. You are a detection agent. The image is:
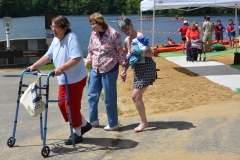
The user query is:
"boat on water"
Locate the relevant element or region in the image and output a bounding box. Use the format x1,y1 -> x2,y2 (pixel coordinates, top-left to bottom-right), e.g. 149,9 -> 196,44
139,18 -> 154,21
170,18 -> 188,21
109,21 -> 117,23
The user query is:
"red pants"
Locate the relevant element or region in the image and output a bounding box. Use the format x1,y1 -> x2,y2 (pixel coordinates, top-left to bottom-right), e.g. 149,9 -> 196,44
58,77 -> 87,128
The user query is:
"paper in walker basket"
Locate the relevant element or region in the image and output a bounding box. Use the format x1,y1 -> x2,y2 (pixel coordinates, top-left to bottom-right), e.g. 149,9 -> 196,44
20,74 -> 45,117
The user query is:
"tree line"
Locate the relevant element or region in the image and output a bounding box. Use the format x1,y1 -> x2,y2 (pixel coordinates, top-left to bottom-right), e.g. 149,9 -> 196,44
0,0 -> 235,17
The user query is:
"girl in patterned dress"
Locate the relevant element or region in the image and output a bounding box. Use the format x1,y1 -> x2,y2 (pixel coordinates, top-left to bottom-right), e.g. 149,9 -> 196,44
117,15 -> 156,132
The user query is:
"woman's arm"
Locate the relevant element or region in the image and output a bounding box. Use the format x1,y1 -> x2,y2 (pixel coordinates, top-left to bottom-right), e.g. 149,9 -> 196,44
115,32 -> 126,65
85,36 -> 93,67
186,30 -> 190,42
119,39 -> 129,82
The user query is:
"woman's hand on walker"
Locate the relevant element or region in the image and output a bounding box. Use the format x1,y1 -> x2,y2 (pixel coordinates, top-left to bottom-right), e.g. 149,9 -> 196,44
54,67 -> 64,76
28,65 -> 36,72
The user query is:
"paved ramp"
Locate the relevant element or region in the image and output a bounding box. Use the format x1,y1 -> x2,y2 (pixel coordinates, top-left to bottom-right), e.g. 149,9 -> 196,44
166,56 -> 240,92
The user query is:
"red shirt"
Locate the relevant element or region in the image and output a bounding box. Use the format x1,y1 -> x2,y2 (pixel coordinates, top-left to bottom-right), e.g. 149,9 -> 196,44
186,29 -> 200,40
179,25 -> 188,37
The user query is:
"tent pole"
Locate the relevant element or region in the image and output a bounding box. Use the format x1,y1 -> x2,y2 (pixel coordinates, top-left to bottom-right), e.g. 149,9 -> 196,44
152,1 -> 155,51
140,11 -> 142,32
235,4 -> 238,52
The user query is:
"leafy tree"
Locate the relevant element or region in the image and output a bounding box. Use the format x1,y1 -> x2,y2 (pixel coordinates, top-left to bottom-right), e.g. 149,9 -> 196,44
126,0 -> 141,14
0,0 -> 235,18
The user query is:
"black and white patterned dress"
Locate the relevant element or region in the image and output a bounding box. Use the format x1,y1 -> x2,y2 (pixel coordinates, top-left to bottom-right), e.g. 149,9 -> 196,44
133,58 -> 156,89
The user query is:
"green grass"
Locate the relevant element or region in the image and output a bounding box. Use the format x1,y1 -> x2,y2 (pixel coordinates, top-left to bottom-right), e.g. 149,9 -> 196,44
125,109 -> 135,114
100,92 -> 104,100
105,134 -> 123,154
117,108 -> 124,116
38,63 -> 55,70
26,58 -> 91,72
86,64 -> 92,72
121,99 -> 127,103
39,63 -> 92,71
158,48 -> 237,58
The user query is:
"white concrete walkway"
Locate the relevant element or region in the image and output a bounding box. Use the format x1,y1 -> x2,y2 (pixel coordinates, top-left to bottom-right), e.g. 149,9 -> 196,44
166,56 -> 240,92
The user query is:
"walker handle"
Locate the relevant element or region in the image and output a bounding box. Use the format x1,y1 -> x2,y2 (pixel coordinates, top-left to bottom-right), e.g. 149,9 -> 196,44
25,68 -> 36,72
49,71 -> 55,77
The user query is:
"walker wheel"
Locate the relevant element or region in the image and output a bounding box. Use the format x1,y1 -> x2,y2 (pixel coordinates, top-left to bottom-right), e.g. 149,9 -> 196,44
41,146 -> 50,158
7,137 -> 16,147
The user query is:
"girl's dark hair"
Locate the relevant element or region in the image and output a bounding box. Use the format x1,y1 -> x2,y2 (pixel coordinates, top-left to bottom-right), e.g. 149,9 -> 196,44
52,15 -> 71,35
117,15 -> 132,32
89,12 -> 109,30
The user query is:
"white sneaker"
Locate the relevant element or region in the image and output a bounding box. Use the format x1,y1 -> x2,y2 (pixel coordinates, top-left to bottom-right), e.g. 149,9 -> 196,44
104,124 -> 119,131
90,120 -> 99,127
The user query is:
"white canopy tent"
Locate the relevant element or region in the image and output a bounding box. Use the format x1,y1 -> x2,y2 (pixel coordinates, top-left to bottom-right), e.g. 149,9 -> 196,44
140,0 -> 240,52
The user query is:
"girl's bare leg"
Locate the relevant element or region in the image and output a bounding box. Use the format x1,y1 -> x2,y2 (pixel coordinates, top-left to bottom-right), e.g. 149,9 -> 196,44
231,37 -> 235,48
132,87 -> 149,132
182,42 -> 185,54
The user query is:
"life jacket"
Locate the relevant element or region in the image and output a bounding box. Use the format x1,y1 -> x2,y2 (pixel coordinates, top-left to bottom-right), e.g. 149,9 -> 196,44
227,24 -> 234,32
214,24 -> 222,37
168,39 -> 176,45
181,25 -> 188,37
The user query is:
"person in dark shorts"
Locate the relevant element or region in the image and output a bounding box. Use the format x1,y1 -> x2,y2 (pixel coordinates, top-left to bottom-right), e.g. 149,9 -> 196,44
178,20 -> 189,53
226,19 -> 236,48
214,20 -> 226,44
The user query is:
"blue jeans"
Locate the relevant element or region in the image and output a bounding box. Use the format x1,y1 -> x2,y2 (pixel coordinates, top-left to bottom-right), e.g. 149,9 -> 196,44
186,43 -> 192,60
88,69 -> 118,127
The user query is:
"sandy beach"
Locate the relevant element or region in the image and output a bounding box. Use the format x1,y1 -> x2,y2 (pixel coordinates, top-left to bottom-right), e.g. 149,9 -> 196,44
117,48 -> 240,119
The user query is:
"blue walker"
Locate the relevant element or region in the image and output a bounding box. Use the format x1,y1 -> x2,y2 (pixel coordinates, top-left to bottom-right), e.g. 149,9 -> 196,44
7,69 -> 75,158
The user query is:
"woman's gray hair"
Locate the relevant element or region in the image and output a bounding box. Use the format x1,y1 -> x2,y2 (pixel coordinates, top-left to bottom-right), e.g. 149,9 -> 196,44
117,15 -> 131,32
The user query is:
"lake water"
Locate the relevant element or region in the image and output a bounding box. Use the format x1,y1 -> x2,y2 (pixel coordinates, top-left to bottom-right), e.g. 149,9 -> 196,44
0,15 -> 237,57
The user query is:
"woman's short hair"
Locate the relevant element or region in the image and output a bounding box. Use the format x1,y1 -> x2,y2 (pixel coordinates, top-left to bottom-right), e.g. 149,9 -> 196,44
52,15 -> 71,35
206,15 -> 210,21
89,12 -> 109,30
117,15 -> 132,32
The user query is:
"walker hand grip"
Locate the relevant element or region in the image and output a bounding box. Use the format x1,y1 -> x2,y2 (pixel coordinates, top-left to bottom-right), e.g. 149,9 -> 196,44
49,71 -> 55,77
25,68 -> 36,72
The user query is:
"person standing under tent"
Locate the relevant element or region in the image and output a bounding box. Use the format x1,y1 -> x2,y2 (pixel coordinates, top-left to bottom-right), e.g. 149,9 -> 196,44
202,15 -> 214,52
214,20 -> 226,44
186,21 -> 201,61
226,19 -> 236,48
178,20 -> 189,54
201,15 -> 207,36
